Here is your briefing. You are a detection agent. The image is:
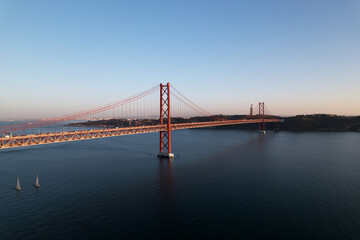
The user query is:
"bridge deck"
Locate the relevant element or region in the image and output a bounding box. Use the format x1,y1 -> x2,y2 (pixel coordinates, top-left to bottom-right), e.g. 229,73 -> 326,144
0,119 -> 280,149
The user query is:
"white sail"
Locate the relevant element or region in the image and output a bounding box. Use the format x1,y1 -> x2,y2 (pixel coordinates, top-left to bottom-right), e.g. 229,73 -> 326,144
35,175 -> 40,188
16,177 -> 21,191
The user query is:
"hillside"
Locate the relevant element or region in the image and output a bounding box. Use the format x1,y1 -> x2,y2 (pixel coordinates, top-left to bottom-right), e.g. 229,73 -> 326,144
70,114 -> 360,132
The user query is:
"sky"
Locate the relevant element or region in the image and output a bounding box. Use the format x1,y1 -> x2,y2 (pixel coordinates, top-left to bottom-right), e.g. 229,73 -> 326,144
0,0 -> 359,119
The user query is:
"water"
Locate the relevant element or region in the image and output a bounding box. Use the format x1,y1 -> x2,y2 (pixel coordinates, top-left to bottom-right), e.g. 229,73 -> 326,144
0,121 -> 104,136
1,129 -> 360,239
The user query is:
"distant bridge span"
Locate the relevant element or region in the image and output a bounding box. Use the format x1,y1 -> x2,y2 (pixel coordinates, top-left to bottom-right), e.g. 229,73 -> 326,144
0,83 -> 280,157
0,119 -> 280,150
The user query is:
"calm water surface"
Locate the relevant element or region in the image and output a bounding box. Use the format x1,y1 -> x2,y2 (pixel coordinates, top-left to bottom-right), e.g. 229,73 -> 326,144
1,129 -> 360,239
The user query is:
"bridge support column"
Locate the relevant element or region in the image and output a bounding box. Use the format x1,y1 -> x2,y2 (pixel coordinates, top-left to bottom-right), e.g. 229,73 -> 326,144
158,83 -> 174,158
259,102 -> 266,134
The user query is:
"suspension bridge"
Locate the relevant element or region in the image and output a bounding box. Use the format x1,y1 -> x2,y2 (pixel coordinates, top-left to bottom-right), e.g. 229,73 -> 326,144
0,83 -> 280,157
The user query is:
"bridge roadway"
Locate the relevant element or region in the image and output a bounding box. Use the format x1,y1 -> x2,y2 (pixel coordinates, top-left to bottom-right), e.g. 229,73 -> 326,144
0,119 -> 280,149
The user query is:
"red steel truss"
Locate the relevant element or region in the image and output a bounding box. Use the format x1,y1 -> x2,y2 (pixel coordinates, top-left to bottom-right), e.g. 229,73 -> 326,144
159,83 -> 172,156
0,83 -> 280,154
258,102 -> 265,132
0,119 -> 280,149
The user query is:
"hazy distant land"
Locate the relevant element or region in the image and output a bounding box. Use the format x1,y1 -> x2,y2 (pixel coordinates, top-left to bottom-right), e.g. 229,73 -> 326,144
69,114 -> 360,132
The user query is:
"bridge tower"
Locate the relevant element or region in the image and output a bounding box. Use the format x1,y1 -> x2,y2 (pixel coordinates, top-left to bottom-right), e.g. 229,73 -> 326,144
258,102 -> 266,134
158,83 -> 174,158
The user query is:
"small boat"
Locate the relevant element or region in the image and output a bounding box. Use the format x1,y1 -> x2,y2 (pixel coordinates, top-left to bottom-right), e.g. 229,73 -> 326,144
34,175 -> 40,188
16,177 -> 21,191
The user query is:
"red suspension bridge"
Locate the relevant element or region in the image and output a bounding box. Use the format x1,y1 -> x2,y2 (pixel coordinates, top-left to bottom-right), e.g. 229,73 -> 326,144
0,83 -> 280,157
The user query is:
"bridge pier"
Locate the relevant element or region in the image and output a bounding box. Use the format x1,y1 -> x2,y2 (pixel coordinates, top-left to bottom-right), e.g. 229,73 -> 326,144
158,152 -> 175,158
158,83 -> 174,158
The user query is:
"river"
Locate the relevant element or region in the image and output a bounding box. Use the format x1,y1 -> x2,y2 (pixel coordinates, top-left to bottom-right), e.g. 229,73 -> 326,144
0,128 -> 360,239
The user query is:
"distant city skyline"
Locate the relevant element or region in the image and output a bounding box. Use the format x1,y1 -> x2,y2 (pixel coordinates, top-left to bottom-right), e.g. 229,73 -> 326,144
1,0 -> 359,120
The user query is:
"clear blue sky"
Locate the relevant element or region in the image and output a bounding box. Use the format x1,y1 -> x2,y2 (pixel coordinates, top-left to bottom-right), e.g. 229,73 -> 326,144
1,0 -> 359,119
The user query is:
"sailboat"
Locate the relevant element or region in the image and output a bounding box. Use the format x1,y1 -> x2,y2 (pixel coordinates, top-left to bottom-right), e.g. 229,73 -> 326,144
34,175 -> 40,188
16,177 -> 21,191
